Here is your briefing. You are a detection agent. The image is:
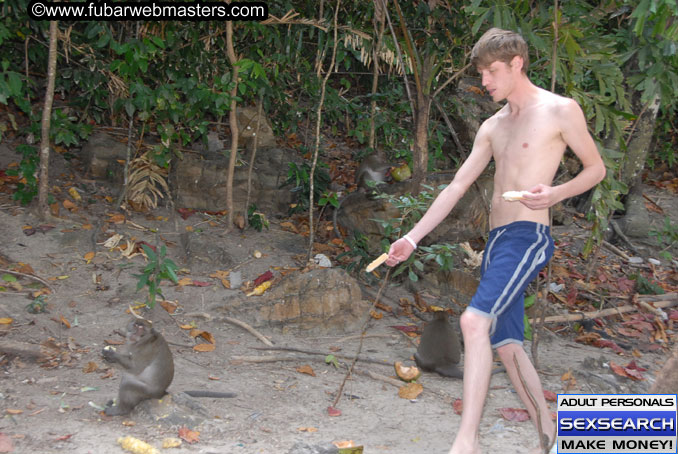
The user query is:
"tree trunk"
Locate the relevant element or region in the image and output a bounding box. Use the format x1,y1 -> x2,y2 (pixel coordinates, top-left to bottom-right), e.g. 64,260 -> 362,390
225,21 -> 239,231
38,20 -> 58,219
307,0 -> 341,262
411,57 -> 434,189
621,93 -> 660,188
412,92 -> 431,186
368,2 -> 386,150
618,92 -> 660,238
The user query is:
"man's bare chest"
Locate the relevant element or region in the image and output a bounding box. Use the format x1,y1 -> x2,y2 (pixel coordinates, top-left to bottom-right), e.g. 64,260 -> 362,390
490,110 -> 562,159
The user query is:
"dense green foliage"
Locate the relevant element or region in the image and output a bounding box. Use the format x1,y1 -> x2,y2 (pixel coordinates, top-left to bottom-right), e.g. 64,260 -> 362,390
0,1 -> 676,250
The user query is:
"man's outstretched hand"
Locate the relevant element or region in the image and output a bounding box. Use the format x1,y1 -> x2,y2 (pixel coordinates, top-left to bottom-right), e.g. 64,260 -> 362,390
386,237 -> 415,267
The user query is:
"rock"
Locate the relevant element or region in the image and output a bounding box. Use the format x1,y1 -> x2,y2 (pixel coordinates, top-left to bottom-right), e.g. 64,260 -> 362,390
456,77 -> 502,142
81,130 -> 297,217
170,146 -> 301,215
81,131 -> 129,182
313,253 -> 332,268
217,268 -> 369,335
418,268 -> 480,305
132,392 -> 209,429
236,105 -> 277,151
179,231 -> 234,273
286,441 -> 339,454
336,171 -> 491,253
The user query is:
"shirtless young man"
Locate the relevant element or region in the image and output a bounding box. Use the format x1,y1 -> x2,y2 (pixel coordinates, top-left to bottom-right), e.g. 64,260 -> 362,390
385,28 -> 606,453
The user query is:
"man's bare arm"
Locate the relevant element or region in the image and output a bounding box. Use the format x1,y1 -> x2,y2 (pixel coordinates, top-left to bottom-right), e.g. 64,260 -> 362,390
386,121 -> 493,266
522,99 -> 606,210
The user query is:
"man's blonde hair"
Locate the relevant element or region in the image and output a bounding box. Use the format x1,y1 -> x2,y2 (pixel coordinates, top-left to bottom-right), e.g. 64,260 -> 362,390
471,28 -> 529,73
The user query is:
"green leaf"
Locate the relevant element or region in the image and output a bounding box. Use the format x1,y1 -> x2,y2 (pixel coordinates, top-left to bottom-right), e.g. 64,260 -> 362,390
524,294 -> 536,309
141,244 -> 157,261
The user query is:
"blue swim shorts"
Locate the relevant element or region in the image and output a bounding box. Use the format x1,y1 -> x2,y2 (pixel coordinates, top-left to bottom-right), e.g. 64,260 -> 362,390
467,221 -> 554,349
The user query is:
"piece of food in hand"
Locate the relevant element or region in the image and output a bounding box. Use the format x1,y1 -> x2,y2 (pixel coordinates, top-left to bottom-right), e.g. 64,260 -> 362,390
366,253 -> 389,273
502,190 -> 531,201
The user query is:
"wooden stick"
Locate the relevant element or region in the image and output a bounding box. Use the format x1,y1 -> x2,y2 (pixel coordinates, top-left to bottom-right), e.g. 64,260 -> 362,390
251,346 -> 392,367
219,316 -> 274,346
529,295 -> 678,324
354,369 -> 402,388
0,340 -> 44,359
602,241 -> 631,261
231,355 -> 297,364
332,268 -> 392,408
0,268 -> 54,293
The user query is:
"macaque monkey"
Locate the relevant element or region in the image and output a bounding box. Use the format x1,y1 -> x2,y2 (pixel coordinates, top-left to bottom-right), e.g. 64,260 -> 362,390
103,318 -> 235,416
333,154 -> 392,238
414,311 -> 463,378
355,154 -> 391,190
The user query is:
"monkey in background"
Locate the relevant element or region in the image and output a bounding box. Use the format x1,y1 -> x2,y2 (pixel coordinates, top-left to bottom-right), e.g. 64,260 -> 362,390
333,153 -> 392,238
354,154 -> 392,191
102,318 -> 235,416
414,311 -> 464,378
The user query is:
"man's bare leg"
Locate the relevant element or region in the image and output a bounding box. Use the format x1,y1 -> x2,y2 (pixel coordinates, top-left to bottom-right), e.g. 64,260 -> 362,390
496,343 -> 555,453
449,311 -> 493,454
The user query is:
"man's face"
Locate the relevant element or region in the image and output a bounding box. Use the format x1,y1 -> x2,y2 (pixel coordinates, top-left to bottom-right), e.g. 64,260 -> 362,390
478,58 -> 520,102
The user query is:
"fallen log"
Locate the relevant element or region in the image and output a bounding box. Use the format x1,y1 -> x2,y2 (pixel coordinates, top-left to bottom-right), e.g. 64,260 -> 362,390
530,293 -> 678,324
0,340 -> 44,359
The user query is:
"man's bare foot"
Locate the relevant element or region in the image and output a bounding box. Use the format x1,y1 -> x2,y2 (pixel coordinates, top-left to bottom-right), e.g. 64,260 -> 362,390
448,438 -> 481,454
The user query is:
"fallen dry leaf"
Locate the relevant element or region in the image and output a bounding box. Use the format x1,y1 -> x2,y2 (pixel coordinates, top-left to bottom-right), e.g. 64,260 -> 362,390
398,382 -> 423,400
246,280 -> 272,297
178,426 -> 200,444
162,438 -> 182,449
59,315 -> 71,329
193,343 -> 216,352
189,329 -> 215,344
209,270 -> 230,279
253,270 -> 274,287
82,362 -> 99,373
68,187 -> 81,202
6,409 -> 23,415
190,280 -> 212,287
453,399 -> 463,415
327,406 -> 342,417
0,432 -> 14,453
62,199 -> 77,211
369,310 -> 383,320
296,365 -> 316,377
15,263 -> 34,275
610,360 -> 646,381
159,300 -> 178,314
0,318 -> 13,325
499,407 -> 530,422
543,390 -> 557,402
177,277 -> 193,287
297,427 -> 318,433
83,251 -> 95,262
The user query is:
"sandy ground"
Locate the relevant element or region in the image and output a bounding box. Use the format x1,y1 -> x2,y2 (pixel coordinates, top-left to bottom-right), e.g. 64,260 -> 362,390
0,146 -> 676,454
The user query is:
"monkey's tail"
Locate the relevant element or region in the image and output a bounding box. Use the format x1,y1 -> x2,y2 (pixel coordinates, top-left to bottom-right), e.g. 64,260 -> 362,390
332,197 -> 345,240
183,390 -> 237,398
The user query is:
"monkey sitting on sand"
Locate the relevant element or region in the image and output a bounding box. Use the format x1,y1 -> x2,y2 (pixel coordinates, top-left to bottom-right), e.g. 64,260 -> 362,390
103,318 -> 235,416
414,311 -> 463,378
